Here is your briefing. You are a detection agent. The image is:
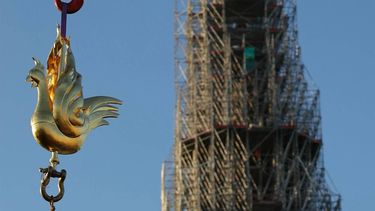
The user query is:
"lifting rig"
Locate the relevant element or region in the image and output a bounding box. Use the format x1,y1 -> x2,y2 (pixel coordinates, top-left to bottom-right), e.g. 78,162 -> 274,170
28,1 -> 121,210
38,1 -> 84,210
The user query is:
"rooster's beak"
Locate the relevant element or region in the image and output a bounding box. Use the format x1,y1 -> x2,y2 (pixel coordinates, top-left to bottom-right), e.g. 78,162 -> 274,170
26,74 -> 32,83
26,74 -> 38,87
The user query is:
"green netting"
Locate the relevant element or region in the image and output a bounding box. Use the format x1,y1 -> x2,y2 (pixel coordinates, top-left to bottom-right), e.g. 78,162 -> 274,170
245,47 -> 255,71
245,47 -> 255,60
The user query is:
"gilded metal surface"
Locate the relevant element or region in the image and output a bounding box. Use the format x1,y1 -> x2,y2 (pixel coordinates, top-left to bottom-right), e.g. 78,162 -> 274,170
27,28 -> 122,154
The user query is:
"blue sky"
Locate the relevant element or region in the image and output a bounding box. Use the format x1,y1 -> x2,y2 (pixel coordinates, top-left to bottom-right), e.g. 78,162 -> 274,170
0,1 -> 374,210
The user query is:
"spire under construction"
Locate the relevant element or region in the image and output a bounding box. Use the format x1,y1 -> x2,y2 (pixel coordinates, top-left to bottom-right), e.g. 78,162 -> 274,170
162,0 -> 341,210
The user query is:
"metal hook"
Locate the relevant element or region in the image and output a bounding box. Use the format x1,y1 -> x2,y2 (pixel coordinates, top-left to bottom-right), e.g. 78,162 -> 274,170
40,166 -> 67,203
54,0 -> 84,14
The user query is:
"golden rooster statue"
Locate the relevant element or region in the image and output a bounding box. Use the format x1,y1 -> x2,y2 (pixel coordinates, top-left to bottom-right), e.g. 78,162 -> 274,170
26,28 -> 122,155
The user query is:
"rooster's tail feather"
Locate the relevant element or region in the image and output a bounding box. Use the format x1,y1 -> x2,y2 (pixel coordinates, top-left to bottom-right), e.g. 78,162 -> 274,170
84,96 -> 122,130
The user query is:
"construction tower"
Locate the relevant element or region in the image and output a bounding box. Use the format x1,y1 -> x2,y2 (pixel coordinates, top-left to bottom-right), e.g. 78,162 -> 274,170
162,0 -> 341,210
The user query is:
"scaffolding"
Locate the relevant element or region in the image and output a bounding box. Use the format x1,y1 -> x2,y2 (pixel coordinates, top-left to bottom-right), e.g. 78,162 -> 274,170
163,0 -> 341,210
